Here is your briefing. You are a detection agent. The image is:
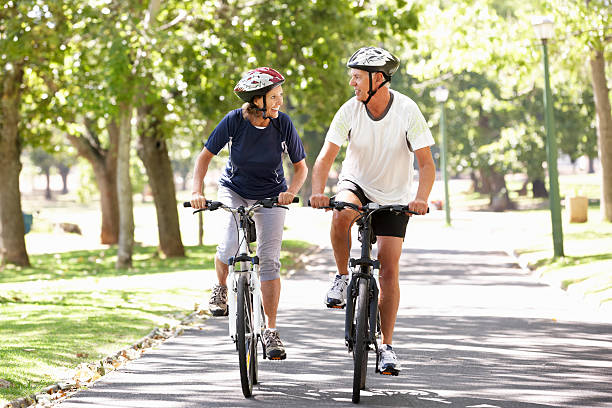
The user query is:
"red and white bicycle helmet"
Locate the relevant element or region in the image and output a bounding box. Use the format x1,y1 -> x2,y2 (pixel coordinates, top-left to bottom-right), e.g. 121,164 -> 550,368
234,67 -> 285,102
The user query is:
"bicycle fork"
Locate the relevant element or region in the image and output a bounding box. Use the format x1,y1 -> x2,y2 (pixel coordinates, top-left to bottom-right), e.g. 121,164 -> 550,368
227,256 -> 263,344
344,273 -> 380,352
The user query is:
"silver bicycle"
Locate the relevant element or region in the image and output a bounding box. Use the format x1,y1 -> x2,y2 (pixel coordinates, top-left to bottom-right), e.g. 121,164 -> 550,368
185,196 -> 298,397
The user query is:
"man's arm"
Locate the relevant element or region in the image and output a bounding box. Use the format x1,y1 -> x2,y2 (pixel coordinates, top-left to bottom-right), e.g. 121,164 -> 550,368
309,141 -> 341,207
410,146 -> 435,214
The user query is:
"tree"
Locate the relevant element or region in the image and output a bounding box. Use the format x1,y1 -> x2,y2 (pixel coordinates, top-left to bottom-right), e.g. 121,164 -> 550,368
0,1 -> 78,265
551,0 -> 612,221
29,148 -> 55,199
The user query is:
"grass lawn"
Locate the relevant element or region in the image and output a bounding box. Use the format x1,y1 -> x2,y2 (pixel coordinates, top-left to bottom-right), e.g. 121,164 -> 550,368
449,172 -> 611,308
513,206 -> 612,307
0,240 -> 313,404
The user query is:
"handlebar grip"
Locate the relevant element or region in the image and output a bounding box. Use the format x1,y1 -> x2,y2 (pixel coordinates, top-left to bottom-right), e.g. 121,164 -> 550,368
307,197 -> 333,207
183,200 -> 213,208
292,196 -> 300,203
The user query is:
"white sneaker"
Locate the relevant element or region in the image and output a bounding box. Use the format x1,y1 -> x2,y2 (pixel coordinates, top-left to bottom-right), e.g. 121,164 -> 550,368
377,344 -> 401,376
325,274 -> 349,309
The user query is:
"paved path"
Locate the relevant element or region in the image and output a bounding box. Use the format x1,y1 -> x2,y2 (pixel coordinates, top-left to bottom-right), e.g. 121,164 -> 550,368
58,209 -> 612,407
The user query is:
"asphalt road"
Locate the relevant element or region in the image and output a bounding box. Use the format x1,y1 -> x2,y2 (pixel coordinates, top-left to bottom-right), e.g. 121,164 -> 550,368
58,210 -> 612,408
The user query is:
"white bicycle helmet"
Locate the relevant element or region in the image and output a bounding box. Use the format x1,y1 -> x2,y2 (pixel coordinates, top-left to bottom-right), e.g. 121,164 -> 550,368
347,47 -> 399,105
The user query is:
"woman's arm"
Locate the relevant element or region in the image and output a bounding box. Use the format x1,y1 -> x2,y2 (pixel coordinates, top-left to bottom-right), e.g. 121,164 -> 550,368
278,158 -> 308,205
190,147 -> 215,209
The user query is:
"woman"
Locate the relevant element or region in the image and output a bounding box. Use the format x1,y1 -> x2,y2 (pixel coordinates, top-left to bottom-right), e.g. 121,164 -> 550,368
190,67 -> 308,360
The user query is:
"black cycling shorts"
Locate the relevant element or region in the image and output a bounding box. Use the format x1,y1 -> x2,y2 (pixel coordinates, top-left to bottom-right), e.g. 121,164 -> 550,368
335,179 -> 410,239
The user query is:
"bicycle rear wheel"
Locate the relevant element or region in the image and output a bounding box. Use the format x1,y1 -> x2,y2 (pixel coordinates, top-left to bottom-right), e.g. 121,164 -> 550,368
236,274 -> 256,398
352,277 -> 370,403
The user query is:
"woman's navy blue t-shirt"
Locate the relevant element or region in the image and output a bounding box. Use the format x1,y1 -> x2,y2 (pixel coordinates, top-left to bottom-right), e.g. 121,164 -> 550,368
205,109 -> 306,200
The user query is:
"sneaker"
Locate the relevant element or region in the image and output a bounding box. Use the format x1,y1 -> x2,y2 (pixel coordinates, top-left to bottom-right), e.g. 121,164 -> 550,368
208,284 -> 228,316
263,328 -> 286,360
377,344 -> 401,376
325,274 -> 349,308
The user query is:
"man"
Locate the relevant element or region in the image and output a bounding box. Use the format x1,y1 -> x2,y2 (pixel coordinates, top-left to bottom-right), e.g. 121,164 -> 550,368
309,47 -> 435,375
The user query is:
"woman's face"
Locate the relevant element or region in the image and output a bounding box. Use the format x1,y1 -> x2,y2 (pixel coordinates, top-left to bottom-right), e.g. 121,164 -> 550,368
255,85 -> 283,118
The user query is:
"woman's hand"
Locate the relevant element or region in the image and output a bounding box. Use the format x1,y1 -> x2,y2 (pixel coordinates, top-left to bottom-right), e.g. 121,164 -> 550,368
278,191 -> 296,205
190,192 -> 207,209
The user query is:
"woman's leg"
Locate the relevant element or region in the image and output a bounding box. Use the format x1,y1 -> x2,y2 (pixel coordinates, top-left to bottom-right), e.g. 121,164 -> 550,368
254,206 -> 286,328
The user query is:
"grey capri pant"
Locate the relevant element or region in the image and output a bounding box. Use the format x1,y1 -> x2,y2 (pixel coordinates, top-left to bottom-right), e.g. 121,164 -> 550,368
215,185 -> 286,282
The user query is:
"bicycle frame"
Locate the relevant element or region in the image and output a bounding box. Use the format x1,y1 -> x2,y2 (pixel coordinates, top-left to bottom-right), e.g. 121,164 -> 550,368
344,203 -> 381,353
226,208 -> 265,344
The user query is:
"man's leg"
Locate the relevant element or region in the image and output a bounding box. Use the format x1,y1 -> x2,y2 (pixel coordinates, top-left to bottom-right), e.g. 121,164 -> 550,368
325,190 -> 361,308
376,236 -> 403,345
330,190 -> 361,275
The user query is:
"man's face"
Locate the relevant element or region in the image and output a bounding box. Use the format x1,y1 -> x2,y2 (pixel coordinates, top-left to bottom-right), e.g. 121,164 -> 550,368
349,69 -> 383,102
349,68 -> 369,102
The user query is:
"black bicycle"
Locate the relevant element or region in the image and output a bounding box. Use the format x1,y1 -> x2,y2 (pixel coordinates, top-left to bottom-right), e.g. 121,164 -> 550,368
185,196 -> 298,397
314,199 -> 425,403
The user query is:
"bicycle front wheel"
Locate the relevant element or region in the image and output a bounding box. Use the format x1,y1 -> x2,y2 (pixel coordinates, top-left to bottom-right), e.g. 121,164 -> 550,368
352,277 -> 370,403
236,274 -> 256,398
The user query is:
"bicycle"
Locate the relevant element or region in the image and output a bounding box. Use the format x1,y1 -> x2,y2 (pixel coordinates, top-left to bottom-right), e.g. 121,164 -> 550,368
184,196 -> 298,398
312,198 -> 425,403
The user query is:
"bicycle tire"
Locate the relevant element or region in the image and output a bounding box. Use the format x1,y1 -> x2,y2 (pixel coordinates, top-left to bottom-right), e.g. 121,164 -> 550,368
236,274 -> 256,398
253,303 -> 265,385
352,277 -> 370,403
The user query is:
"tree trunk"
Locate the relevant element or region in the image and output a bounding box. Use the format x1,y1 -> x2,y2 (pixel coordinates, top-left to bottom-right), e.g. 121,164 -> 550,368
590,50 -> 612,221
66,122 -> 120,244
588,156 -> 595,174
0,62 -> 30,266
531,178 -> 548,198
137,107 -> 185,258
44,168 -> 52,200
116,104 -> 134,268
58,164 -> 70,194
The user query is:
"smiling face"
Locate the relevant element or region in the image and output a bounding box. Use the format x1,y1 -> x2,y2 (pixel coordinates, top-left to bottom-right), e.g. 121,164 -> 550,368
253,85 -> 283,119
349,68 -> 384,102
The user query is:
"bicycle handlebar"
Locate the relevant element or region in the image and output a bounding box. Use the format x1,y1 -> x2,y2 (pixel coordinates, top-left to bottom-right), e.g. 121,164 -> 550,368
183,196 -> 299,210
308,198 -> 428,216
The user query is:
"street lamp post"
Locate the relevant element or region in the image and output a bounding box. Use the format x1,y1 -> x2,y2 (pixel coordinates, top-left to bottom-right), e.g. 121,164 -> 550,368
434,85 -> 451,226
532,15 -> 564,258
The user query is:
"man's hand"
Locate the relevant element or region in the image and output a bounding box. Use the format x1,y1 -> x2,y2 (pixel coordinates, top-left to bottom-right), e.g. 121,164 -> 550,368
408,198 -> 428,215
190,192 -> 207,209
278,191 -> 296,205
308,193 -> 330,209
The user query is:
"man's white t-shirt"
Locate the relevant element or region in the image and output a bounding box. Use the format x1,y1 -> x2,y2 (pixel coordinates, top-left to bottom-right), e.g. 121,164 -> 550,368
326,89 -> 434,205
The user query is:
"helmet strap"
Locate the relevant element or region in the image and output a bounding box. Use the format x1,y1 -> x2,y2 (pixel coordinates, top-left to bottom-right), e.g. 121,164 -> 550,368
252,96 -> 269,120
260,97 -> 269,119
362,72 -> 390,106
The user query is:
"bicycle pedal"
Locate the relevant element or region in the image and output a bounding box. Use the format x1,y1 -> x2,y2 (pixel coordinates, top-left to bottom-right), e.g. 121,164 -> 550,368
210,309 -> 229,317
379,368 -> 399,376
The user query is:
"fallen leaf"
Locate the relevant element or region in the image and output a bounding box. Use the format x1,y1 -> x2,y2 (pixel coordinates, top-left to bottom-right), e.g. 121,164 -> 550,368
0,379 -> 12,388
76,353 -> 88,358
